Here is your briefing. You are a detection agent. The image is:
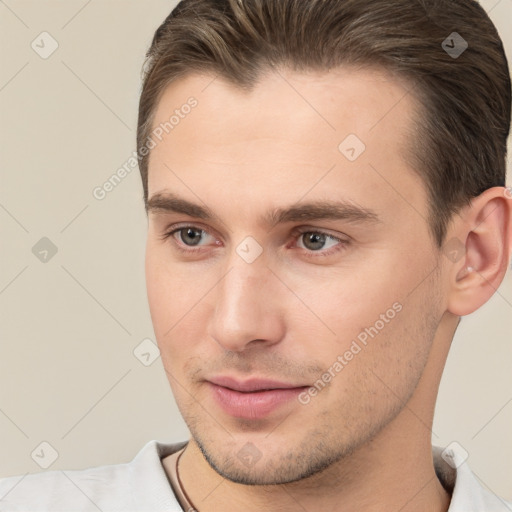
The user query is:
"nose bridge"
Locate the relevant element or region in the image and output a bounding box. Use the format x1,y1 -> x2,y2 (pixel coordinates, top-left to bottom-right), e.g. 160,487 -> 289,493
208,245 -> 284,351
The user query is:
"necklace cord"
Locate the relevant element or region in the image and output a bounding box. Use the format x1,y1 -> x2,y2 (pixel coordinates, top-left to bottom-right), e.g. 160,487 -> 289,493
176,448 -> 200,511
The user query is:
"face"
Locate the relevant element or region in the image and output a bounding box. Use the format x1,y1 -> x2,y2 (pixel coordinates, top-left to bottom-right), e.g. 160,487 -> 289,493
145,67 -> 446,485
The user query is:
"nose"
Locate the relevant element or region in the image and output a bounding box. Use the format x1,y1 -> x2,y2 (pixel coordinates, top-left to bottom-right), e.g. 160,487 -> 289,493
207,252 -> 286,352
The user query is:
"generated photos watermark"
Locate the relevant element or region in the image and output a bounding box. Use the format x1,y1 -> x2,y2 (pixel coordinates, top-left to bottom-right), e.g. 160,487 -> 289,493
298,301 -> 403,405
92,96 -> 198,201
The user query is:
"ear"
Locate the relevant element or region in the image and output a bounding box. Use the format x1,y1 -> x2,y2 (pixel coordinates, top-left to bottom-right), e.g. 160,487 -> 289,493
445,186 -> 512,317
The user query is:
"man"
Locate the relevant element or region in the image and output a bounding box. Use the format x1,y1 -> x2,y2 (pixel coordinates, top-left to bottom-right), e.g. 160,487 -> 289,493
1,0 -> 511,510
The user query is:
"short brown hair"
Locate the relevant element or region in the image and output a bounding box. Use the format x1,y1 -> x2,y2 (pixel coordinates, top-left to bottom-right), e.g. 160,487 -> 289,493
137,0 -> 511,246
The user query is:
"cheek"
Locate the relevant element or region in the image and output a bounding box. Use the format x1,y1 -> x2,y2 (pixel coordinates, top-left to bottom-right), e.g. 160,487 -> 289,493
332,273 -> 440,409
145,243 -> 214,364
145,242 -> 194,331
310,297 -> 436,440
284,262 -> 403,345
145,243 -> 170,333
285,251 -> 435,390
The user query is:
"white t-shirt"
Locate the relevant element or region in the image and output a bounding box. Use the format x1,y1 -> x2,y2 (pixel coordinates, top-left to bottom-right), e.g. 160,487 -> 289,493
0,440 -> 510,511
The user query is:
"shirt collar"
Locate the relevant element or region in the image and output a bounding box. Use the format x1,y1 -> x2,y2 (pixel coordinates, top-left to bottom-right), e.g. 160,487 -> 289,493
144,440 -> 511,511
432,444 -> 511,511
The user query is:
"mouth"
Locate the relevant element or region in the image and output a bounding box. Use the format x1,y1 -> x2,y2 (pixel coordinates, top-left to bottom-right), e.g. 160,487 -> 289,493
206,375 -> 310,419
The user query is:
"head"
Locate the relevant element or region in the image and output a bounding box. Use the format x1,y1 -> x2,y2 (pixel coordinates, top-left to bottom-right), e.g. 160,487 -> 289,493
139,0 -> 511,486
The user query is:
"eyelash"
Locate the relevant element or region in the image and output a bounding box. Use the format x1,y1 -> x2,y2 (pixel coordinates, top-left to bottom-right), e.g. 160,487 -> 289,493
160,224 -> 349,259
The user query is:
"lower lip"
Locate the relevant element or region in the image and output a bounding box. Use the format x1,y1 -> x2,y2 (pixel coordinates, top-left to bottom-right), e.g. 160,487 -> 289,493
208,382 -> 308,420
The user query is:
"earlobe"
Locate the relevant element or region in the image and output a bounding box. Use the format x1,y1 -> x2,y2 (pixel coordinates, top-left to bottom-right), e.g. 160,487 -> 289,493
446,187 -> 512,317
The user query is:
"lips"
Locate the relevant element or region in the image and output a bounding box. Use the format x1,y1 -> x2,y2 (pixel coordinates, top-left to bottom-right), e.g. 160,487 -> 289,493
206,375 -> 309,419
208,375 -> 306,392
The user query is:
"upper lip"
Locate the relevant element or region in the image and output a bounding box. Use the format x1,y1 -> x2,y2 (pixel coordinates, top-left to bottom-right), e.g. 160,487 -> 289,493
208,375 -> 308,392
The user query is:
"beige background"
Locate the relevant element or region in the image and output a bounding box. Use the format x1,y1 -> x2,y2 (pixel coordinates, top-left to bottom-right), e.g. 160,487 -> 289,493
0,0 -> 511,502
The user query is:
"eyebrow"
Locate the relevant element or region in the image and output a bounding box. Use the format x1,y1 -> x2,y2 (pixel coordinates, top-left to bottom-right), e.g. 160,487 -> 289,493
146,192 -> 381,227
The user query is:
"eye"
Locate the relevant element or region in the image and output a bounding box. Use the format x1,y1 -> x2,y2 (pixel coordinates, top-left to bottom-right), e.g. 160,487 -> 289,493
162,226 -> 217,251
292,228 -> 348,257
296,231 -> 340,251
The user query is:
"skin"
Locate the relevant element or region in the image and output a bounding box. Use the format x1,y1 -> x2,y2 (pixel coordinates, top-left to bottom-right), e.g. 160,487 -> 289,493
144,67 -> 512,512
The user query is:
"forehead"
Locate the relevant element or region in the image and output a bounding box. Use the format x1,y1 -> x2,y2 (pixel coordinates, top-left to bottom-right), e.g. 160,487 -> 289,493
150,66 -> 417,145
146,66 -> 427,229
